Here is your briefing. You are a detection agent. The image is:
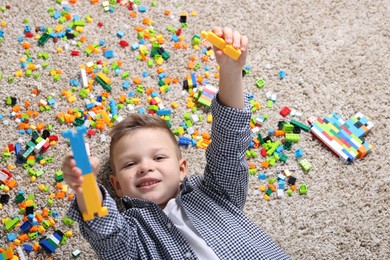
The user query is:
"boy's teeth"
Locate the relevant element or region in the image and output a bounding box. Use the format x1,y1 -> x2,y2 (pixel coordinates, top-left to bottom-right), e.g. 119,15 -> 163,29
140,181 -> 158,187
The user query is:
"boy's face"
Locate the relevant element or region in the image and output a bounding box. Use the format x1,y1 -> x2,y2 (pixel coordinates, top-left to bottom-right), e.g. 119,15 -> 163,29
110,128 -> 187,208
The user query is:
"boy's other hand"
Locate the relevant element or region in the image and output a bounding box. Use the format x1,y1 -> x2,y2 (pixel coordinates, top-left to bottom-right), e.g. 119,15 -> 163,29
62,152 -> 100,195
211,26 -> 248,69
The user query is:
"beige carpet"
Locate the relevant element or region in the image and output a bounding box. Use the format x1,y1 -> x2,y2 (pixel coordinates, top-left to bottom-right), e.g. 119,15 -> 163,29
0,0 -> 389,259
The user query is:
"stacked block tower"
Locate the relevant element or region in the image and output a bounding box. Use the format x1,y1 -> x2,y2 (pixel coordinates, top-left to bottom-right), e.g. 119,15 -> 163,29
309,112 -> 374,163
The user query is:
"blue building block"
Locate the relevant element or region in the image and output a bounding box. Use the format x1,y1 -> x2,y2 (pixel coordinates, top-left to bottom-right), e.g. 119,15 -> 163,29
131,43 -> 139,50
116,30 -> 125,38
279,70 -> 286,79
294,148 -> 303,158
103,49 -> 114,58
23,244 -> 33,252
109,100 -> 117,116
157,109 -> 172,116
138,5 -> 147,12
39,239 -> 56,253
62,126 -> 92,175
20,221 -> 33,233
178,137 -> 191,147
7,233 -> 17,242
123,81 -> 130,89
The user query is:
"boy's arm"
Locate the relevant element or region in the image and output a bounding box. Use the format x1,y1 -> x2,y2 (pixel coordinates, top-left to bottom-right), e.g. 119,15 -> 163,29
202,27 -> 251,209
212,27 -> 248,109
63,155 -> 137,258
67,184 -> 138,259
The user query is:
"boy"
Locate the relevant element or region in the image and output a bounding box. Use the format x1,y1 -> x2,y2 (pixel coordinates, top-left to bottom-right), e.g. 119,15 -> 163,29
63,27 -> 289,259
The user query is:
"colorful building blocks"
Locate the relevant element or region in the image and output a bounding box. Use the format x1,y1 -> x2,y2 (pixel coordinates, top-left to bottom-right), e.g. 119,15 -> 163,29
0,169 -> 12,183
39,230 -> 64,254
62,126 -> 108,221
309,112 -> 374,163
195,84 -> 218,107
201,30 -> 241,60
0,247 -> 13,260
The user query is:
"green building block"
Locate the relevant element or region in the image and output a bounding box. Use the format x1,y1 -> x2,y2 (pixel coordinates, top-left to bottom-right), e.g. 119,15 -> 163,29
299,184 -> 308,195
299,159 -> 312,173
290,119 -> 311,132
282,124 -> 294,133
256,79 -> 265,89
285,133 -> 300,143
38,33 -> 50,45
5,217 -> 20,231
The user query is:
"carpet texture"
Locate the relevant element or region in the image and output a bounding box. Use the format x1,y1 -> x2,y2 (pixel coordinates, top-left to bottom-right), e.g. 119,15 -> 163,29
0,0 -> 388,259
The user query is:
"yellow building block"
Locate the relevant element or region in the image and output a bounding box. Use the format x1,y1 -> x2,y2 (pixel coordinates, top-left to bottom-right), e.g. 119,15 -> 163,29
207,114 -> 213,123
97,72 -> 112,85
201,31 -> 225,50
171,102 -> 179,109
81,173 -> 108,221
201,30 -> 241,60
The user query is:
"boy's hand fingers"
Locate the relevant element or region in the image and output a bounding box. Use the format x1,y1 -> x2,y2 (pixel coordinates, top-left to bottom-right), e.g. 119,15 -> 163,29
232,30 -> 242,49
62,152 -> 75,170
89,156 -> 100,176
211,26 -> 223,37
72,185 -> 83,194
222,27 -> 233,44
66,170 -> 83,183
240,35 -> 248,51
63,169 -> 84,193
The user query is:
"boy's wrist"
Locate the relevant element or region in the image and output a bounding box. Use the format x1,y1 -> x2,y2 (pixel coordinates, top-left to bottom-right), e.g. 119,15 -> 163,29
219,66 -> 242,75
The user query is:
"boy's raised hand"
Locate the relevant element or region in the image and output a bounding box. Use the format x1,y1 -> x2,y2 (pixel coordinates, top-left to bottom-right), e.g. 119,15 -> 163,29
211,26 -> 248,69
211,26 -> 248,109
62,152 -> 100,194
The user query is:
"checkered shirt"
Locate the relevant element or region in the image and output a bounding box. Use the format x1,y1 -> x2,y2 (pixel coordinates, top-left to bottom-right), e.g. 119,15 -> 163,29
67,95 -> 289,260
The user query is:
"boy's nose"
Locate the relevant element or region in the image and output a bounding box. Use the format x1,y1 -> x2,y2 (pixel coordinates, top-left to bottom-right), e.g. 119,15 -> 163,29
138,160 -> 154,174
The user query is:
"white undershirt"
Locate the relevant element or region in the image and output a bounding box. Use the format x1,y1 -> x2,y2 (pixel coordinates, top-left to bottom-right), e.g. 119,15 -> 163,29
163,198 -> 220,260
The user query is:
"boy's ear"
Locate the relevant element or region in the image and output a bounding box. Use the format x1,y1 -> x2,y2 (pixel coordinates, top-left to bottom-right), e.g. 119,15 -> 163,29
179,158 -> 187,182
110,175 -> 123,197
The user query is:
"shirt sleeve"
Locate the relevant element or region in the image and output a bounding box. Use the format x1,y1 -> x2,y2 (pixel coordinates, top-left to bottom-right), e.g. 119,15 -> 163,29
66,184 -> 138,259
202,93 -> 252,210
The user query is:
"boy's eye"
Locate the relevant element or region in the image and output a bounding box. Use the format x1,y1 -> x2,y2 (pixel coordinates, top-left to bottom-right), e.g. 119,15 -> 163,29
155,155 -> 165,161
123,162 -> 135,168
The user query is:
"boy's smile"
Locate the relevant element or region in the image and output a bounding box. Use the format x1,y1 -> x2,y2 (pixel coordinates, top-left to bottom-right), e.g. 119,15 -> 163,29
136,178 -> 161,190
110,128 -> 187,208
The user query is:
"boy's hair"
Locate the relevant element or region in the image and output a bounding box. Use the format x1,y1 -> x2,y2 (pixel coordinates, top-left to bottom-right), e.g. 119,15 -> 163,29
109,113 -> 181,175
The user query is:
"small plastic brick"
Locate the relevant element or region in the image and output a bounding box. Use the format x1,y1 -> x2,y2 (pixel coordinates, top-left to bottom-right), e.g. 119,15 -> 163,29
299,159 -> 312,173
256,79 -> 265,89
285,133 -> 300,143
290,119 -> 311,132
279,70 -> 286,79
38,33 -> 50,45
280,106 -> 291,117
72,249 -> 81,257
294,148 -> 303,158
299,184 -> 308,195
5,217 -> 20,231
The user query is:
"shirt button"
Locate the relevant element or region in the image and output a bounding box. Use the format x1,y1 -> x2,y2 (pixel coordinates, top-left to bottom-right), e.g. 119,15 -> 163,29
167,223 -> 172,229
185,252 -> 192,258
